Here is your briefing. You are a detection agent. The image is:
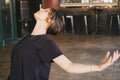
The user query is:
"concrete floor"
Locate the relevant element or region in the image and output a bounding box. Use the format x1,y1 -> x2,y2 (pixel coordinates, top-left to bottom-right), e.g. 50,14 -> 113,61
0,34 -> 120,80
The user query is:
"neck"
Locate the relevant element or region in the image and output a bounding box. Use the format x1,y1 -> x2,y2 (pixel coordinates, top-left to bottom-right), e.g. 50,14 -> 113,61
31,22 -> 48,35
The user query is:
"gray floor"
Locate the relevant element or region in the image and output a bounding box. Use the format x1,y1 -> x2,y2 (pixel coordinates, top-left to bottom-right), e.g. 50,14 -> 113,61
0,34 -> 120,80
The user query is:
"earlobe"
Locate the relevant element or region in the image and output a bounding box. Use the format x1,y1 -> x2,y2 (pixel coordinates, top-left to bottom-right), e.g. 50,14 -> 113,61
47,19 -> 54,24
48,19 -> 52,23
47,19 -> 52,23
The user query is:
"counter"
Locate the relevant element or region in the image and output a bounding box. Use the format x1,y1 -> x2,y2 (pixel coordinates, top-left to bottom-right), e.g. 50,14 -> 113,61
59,7 -> 120,35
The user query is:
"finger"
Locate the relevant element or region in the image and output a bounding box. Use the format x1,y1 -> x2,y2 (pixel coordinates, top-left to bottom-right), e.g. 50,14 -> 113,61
111,50 -> 120,63
103,56 -> 112,68
116,50 -> 120,57
114,50 -> 119,59
102,51 -> 110,63
106,56 -> 113,67
105,51 -> 110,58
118,50 -> 120,56
112,51 -> 117,62
108,56 -> 112,65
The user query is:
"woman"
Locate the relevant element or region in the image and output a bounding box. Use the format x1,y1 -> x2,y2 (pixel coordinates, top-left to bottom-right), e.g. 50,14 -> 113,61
8,8 -> 120,80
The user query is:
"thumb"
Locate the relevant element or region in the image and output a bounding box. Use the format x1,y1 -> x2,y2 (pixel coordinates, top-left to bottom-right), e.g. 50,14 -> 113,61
101,51 -> 110,64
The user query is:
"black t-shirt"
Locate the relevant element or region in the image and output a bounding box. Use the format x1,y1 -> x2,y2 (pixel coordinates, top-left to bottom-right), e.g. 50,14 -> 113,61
8,35 -> 62,80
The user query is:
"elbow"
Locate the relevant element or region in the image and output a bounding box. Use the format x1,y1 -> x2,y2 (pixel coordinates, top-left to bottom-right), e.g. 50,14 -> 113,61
63,68 -> 72,73
61,63 -> 73,73
64,63 -> 76,73
65,69 -> 74,73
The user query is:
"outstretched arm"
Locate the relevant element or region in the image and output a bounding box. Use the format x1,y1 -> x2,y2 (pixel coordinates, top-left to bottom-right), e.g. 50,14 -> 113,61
53,50 -> 120,73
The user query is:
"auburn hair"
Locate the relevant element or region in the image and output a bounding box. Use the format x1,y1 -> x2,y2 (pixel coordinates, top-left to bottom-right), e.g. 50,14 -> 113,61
47,8 -> 64,35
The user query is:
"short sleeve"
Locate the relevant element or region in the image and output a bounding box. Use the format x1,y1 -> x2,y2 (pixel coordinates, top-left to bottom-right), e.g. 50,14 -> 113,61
38,40 -> 62,62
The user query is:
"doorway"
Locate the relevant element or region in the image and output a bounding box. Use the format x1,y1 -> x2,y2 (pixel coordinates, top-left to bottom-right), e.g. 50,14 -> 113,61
0,0 -> 17,47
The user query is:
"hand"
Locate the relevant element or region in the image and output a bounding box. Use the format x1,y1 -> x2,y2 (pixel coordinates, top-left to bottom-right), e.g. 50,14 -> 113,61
98,50 -> 120,71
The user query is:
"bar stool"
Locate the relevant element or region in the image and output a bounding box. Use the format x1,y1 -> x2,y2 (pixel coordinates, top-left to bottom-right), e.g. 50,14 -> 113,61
66,15 -> 74,34
109,14 -> 120,34
62,15 -> 75,34
62,15 -> 88,34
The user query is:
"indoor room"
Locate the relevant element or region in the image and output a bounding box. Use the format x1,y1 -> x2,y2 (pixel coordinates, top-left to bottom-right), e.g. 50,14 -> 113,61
0,0 -> 120,80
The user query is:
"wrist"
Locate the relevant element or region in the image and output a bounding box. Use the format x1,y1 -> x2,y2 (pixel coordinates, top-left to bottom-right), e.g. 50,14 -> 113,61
91,64 -> 101,72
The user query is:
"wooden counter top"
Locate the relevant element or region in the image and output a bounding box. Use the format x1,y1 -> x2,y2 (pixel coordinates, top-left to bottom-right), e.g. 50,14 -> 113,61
59,6 -> 120,11
59,7 -> 120,15
59,7 -> 90,11
59,7 -> 91,15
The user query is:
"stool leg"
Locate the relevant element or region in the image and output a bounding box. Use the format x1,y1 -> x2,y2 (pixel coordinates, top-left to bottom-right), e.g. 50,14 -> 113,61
70,16 -> 74,34
117,15 -> 120,34
84,15 -> 88,34
62,16 -> 66,33
110,16 -> 113,34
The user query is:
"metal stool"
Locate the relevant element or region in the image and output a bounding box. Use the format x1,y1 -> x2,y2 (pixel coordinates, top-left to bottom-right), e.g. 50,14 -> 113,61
62,15 -> 88,34
109,14 -> 120,34
66,16 -> 74,34
62,15 -> 74,34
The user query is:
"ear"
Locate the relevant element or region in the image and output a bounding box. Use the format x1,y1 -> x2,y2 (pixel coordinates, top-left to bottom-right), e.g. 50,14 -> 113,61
47,18 -> 52,23
47,18 -> 54,24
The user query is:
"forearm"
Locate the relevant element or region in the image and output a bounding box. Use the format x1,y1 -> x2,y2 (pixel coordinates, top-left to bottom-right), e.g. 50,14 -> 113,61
54,55 -> 100,73
66,63 -> 100,73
